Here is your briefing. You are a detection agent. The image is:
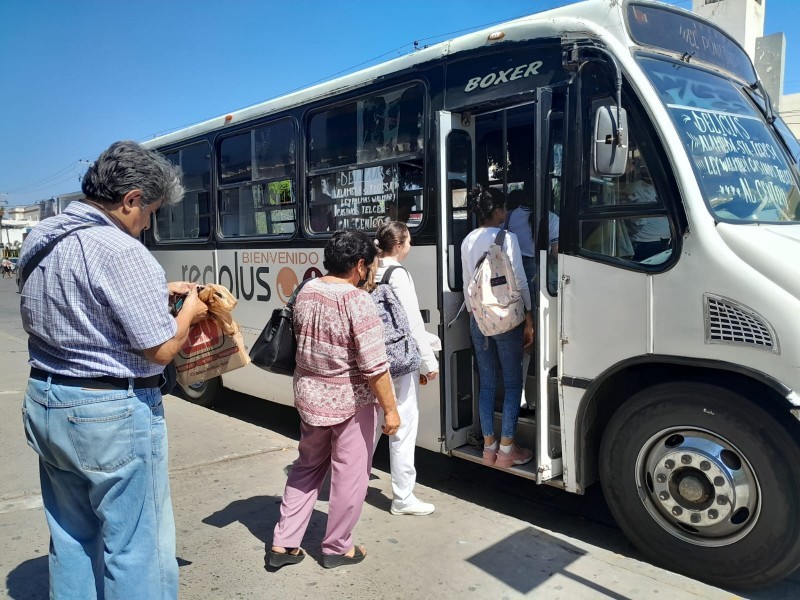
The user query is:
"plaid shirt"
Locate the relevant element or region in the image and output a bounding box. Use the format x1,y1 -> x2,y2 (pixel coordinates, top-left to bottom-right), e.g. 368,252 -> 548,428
19,201 -> 176,378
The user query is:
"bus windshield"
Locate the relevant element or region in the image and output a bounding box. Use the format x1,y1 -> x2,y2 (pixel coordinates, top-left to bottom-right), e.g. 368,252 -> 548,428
639,56 -> 800,223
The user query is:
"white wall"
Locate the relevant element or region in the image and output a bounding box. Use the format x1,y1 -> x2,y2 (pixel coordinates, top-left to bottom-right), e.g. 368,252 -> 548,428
692,0 -> 765,57
780,93 -> 800,140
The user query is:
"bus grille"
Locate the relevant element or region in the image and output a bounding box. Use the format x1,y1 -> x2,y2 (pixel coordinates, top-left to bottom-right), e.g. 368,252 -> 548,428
704,294 -> 778,353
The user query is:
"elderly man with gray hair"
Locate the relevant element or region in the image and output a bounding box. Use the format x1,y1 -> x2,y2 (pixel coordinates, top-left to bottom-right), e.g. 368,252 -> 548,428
18,140 -> 206,600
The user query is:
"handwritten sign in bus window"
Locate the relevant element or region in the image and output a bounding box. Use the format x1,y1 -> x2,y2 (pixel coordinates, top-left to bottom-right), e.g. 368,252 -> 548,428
639,56 -> 800,223
309,165 -> 399,232
670,105 -> 799,221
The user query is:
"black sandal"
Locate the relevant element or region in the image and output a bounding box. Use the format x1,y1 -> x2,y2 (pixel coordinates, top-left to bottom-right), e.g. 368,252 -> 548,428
321,546 -> 366,569
266,547 -> 305,568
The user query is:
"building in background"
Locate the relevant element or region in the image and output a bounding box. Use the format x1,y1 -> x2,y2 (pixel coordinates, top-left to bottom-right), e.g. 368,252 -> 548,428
57,191 -> 83,213
692,0 -> 764,57
0,195 -> 76,256
0,205 -> 38,257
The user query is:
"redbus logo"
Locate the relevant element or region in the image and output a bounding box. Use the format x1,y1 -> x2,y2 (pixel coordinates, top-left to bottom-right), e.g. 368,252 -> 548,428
179,251 -> 322,303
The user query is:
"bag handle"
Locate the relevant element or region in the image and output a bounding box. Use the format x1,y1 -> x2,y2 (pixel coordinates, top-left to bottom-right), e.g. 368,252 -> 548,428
20,223 -> 98,290
286,277 -> 312,308
380,265 -> 406,285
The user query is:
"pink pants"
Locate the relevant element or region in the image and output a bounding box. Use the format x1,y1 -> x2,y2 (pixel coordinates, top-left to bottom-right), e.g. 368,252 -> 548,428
273,404 -> 377,555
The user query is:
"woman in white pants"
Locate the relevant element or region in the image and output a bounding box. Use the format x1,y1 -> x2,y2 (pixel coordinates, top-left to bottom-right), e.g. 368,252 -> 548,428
373,222 -> 439,516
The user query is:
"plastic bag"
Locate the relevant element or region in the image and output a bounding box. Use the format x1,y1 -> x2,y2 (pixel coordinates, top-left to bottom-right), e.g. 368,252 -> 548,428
198,284 -> 239,336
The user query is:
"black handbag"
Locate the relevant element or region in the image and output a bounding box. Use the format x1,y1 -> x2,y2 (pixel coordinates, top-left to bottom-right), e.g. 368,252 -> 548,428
249,279 -> 311,375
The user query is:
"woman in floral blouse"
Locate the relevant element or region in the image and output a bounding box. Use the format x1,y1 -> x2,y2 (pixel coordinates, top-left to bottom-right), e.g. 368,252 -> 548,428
269,230 -> 399,570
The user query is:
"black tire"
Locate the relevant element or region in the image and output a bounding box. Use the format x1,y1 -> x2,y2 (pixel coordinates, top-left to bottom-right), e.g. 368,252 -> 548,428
600,381 -> 800,589
179,376 -> 222,408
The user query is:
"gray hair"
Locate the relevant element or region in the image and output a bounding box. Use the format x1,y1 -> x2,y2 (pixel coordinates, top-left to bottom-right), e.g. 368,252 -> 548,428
81,140 -> 184,207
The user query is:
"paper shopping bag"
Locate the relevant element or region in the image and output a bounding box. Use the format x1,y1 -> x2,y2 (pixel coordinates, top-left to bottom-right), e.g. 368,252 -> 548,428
173,319 -> 250,386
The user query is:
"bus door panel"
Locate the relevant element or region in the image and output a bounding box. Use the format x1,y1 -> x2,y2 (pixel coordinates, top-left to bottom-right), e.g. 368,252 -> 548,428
557,254 -> 648,487
437,110 -> 475,451
534,88 -> 563,482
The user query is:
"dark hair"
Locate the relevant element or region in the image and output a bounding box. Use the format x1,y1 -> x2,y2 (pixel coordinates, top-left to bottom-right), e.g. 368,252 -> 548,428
81,140 -> 184,207
467,185 -> 505,224
374,221 -> 409,256
506,189 -> 527,211
323,229 -> 377,276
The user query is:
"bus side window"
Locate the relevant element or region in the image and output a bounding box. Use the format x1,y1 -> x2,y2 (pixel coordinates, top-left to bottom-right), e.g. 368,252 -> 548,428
155,142 -> 212,242
305,83 -> 426,234
217,119 -> 297,239
546,111 -> 564,296
447,131 -> 472,291
577,93 -> 675,266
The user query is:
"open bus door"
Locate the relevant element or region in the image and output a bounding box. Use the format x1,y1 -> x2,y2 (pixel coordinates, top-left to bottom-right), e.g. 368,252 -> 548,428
437,110 -> 475,453
438,100 -> 565,484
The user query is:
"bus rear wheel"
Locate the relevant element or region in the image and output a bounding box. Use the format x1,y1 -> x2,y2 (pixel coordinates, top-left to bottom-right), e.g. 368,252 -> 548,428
180,377 -> 221,408
600,381 -> 800,589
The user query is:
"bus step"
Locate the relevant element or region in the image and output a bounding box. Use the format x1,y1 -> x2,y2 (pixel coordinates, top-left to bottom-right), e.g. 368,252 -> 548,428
451,444 -> 538,481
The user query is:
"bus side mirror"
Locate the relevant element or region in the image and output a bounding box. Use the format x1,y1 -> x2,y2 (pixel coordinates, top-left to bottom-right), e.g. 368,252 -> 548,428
592,105 -> 628,177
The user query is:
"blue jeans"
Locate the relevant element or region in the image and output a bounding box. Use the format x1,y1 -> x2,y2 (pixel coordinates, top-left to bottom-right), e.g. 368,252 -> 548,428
469,316 -> 524,440
21,377 -> 177,600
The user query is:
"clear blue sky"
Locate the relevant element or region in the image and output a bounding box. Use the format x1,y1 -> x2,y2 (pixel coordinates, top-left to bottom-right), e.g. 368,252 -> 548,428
1,0 -> 797,207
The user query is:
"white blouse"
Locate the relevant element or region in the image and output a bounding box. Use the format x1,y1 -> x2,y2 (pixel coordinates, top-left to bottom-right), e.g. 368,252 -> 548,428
376,257 -> 439,375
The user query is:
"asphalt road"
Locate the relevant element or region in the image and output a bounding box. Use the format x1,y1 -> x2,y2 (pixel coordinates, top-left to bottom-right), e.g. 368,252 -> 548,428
2,274 -> 800,599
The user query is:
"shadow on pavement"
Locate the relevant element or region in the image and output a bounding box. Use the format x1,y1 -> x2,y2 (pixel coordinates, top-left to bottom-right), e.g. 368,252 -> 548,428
467,527 -> 632,599
201,494 -> 331,567
6,552 -> 196,600
202,388 -> 800,598
208,389 -> 625,553
6,555 -> 47,600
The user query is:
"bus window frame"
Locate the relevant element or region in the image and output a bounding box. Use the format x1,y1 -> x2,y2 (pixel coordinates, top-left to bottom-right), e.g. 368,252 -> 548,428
567,63 -> 684,273
215,115 -> 300,243
153,139 -> 214,246
302,79 -> 430,239
624,1 -> 757,85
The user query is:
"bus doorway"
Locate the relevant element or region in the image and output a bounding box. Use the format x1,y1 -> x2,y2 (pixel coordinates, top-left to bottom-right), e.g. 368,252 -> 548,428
439,95 -> 563,483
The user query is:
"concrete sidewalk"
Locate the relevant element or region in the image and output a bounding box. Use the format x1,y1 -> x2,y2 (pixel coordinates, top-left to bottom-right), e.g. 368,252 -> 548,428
2,388 -> 785,600
0,394 -> 743,600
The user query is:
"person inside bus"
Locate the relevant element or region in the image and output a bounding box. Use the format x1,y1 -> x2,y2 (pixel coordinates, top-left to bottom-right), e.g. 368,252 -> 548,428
387,195 -> 415,224
461,186 -> 535,469
505,189 -> 559,409
371,221 -> 439,516
309,194 -> 336,232
269,229 -> 400,569
623,163 -> 670,262
506,189 -> 560,286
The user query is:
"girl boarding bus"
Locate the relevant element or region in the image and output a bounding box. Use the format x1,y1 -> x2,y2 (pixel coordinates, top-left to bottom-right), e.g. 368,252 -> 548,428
140,0 -> 800,588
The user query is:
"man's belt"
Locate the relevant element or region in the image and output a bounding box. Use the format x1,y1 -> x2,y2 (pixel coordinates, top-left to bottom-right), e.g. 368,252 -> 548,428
30,367 -> 161,390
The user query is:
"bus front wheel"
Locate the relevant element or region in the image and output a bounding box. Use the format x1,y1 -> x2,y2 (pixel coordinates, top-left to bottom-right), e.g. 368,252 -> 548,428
179,377 -> 221,408
600,381 -> 800,589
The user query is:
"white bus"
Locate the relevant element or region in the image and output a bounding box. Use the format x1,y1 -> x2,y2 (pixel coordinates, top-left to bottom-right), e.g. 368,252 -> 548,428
139,0 -> 800,588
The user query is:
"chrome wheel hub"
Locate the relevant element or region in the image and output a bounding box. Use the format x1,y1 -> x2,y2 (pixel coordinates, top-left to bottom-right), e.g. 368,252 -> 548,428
636,429 -> 760,546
